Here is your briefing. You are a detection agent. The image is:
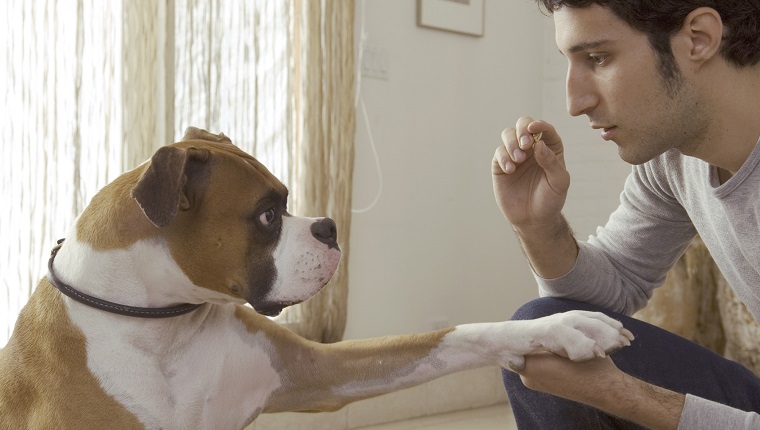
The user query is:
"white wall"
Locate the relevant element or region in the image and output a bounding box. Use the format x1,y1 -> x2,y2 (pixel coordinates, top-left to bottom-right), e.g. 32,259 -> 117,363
345,0 -> 630,340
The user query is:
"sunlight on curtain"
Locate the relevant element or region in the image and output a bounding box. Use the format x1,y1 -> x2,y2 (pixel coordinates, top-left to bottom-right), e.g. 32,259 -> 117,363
1,0 -> 123,346
174,0 -> 294,186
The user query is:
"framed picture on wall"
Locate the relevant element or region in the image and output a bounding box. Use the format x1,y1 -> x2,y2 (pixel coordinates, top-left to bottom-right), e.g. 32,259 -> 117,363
417,0 -> 485,37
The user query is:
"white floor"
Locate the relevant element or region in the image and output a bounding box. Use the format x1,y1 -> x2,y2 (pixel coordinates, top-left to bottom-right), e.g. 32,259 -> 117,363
355,405 -> 518,430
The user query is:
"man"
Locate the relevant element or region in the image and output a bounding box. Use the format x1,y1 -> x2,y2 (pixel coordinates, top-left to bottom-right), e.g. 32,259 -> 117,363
492,1 -> 760,429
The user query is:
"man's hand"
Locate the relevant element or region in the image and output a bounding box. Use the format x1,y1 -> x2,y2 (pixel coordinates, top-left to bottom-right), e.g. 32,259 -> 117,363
492,117 -> 577,278
517,352 -> 686,430
492,117 -> 570,229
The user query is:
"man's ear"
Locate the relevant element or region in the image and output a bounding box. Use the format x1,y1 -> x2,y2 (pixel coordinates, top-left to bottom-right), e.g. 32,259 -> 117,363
131,146 -> 210,227
680,7 -> 723,64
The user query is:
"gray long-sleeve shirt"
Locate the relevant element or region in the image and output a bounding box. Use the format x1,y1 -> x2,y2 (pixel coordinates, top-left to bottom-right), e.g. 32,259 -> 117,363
536,140 -> 760,429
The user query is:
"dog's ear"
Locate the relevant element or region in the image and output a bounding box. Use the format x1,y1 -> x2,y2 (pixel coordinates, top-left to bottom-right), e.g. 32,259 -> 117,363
131,146 -> 210,227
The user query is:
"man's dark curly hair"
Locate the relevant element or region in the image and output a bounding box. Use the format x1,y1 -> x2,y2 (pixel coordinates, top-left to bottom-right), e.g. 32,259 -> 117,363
538,0 -> 760,82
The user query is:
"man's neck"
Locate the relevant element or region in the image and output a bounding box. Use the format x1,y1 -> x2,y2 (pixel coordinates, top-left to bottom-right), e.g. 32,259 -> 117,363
717,167 -> 734,185
687,64 -> 760,173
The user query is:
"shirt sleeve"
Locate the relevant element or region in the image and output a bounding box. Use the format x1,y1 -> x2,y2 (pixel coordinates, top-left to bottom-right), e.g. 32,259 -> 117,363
678,395 -> 760,429
536,158 -> 698,315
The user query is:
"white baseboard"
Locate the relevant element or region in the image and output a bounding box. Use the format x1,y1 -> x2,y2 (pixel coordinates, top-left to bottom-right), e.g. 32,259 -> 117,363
249,366 -> 508,430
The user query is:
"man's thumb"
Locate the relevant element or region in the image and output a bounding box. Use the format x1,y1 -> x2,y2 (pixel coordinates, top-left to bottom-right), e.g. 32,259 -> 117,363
533,140 -> 570,192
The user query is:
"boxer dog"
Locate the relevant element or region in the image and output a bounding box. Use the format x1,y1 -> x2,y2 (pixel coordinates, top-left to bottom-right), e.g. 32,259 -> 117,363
0,127 -> 634,429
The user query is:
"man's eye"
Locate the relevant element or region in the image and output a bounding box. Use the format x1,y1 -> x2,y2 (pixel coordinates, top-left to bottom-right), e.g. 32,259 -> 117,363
589,54 -> 607,65
259,209 -> 276,226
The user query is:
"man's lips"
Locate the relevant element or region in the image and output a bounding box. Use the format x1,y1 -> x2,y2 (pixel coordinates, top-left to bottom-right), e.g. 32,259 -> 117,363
592,125 -> 616,141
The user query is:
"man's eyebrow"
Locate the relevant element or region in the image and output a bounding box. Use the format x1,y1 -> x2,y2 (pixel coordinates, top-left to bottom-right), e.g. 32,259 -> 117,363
559,40 -> 613,56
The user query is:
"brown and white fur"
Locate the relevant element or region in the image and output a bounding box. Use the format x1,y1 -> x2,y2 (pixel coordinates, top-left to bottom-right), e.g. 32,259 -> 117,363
0,127 -> 634,429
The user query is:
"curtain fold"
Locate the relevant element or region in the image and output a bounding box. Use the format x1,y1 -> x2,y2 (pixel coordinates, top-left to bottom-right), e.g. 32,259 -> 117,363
122,0 -> 174,166
276,0 -> 356,343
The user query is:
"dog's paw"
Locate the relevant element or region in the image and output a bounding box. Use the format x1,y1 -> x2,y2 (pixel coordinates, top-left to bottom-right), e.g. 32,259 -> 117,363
528,310 -> 634,362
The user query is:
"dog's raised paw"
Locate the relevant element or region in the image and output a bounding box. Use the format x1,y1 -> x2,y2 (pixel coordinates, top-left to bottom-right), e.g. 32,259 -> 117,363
530,310 -> 635,362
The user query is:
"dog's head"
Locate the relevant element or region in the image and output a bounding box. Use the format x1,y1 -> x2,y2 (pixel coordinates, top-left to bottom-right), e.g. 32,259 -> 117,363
123,127 -> 341,316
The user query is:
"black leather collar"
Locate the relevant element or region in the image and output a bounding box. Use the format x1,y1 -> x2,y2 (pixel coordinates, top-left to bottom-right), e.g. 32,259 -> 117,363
47,239 -> 201,318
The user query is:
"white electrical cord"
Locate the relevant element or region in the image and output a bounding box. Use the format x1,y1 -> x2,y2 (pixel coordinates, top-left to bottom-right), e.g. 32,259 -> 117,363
351,0 -> 384,214
352,97 -> 384,214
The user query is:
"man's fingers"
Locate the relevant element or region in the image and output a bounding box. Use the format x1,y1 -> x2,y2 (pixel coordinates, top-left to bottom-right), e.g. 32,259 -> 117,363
500,127 -> 523,164
533,140 -> 570,192
493,145 -> 516,175
498,119 -> 563,177
534,140 -> 561,169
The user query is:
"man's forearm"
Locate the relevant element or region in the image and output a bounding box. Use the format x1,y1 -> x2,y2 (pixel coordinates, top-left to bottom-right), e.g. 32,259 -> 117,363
521,355 -> 685,430
513,213 -> 579,279
591,368 -> 685,430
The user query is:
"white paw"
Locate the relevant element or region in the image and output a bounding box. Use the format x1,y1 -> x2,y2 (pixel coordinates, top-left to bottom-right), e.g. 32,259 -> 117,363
526,310 -> 634,362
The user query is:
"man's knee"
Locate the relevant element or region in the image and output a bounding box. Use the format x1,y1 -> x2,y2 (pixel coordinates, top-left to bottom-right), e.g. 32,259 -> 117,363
511,297 -> 594,321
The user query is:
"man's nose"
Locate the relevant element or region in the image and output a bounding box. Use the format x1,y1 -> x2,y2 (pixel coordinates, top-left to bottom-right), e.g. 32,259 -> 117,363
566,67 -> 599,117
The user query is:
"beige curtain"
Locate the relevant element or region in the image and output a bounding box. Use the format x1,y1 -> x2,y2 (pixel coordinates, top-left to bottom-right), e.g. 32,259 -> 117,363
173,0 -> 295,185
276,0 -> 356,343
1,0 -> 127,346
1,0 -> 355,345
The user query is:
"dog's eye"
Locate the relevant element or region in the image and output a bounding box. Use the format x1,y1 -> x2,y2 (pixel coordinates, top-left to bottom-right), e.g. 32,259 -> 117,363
259,209 -> 276,226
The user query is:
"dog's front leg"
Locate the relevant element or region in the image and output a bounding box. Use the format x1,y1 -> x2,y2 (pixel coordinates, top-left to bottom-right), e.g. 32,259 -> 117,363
262,310 -> 633,413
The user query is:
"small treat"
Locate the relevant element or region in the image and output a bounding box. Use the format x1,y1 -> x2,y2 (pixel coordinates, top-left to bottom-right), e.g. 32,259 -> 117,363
532,132 -> 543,143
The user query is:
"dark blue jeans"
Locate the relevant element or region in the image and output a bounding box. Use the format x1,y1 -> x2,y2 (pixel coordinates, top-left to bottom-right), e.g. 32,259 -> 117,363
502,298 -> 760,429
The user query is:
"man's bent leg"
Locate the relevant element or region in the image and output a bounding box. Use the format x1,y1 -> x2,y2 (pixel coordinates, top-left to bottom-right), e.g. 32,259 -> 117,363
502,297 -> 760,430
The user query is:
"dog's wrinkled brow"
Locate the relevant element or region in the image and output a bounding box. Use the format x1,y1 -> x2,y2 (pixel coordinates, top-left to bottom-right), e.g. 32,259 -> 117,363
259,189 -> 288,208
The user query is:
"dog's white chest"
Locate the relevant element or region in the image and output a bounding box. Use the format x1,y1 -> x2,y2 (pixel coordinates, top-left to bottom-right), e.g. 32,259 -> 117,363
70,304 -> 282,429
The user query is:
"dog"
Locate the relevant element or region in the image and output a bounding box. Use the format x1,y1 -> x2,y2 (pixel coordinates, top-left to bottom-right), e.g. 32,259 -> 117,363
0,127 -> 634,429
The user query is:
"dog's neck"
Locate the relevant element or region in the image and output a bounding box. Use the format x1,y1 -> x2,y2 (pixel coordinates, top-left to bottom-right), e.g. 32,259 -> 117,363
51,229 -> 238,312
48,239 -> 201,318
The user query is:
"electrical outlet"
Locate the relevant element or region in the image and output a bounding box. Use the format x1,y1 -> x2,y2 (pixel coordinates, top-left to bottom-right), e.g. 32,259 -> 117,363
361,44 -> 389,80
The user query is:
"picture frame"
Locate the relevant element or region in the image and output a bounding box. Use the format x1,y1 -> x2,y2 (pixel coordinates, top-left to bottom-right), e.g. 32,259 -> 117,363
417,0 -> 485,37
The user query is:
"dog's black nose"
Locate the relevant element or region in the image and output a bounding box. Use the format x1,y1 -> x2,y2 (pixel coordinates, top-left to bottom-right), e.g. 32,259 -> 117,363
311,217 -> 338,249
